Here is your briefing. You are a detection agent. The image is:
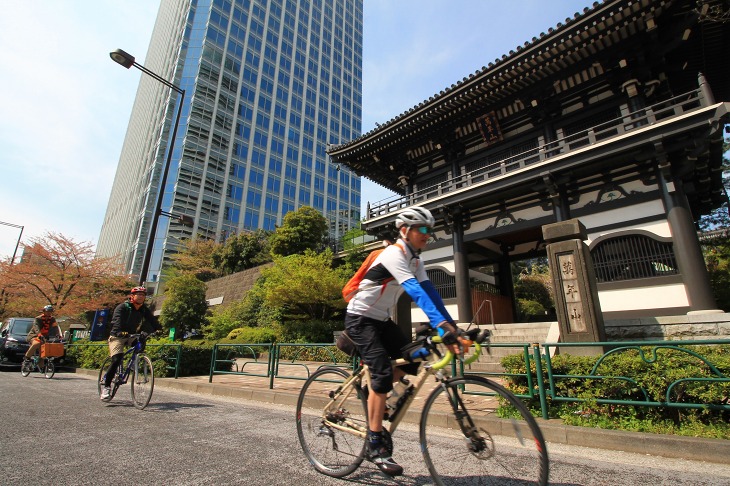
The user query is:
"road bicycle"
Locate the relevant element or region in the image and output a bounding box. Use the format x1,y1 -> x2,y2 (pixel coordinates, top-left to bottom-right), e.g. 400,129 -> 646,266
295,327 -> 549,485
97,333 -> 155,409
21,340 -> 62,379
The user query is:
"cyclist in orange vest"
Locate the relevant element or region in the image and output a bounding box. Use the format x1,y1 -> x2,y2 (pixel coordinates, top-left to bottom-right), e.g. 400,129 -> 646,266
24,305 -> 62,361
344,206 -> 461,476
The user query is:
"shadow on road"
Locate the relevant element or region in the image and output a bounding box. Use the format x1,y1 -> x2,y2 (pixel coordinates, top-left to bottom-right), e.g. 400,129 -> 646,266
146,401 -> 216,413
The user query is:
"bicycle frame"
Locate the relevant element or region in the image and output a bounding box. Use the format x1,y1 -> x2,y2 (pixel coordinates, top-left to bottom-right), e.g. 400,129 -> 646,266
299,329 -> 549,484
115,337 -> 146,385
322,336 -> 482,438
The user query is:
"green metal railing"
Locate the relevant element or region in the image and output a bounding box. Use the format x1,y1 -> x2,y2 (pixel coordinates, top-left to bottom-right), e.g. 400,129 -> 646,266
206,342 -> 352,389
534,339 -> 730,419
273,342 -> 352,379
66,342 -> 183,378
208,343 -> 275,385
71,337 -> 729,421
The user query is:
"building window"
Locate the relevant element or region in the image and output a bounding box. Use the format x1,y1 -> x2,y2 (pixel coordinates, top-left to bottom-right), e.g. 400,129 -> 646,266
591,233 -> 678,283
426,269 -> 456,299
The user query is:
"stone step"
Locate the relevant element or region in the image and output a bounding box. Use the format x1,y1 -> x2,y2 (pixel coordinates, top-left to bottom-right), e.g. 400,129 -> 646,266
455,322 -> 556,372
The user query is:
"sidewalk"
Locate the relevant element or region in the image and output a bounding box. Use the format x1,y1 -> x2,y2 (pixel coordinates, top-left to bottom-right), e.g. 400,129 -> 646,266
76,367 -> 730,464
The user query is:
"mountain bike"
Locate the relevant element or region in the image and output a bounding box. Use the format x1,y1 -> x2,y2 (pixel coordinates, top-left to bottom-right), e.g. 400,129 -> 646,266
295,328 -> 549,485
97,333 -> 155,409
21,339 -> 62,379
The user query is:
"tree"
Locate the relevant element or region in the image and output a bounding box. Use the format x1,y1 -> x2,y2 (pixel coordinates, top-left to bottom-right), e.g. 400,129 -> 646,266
269,206 -> 329,257
166,237 -> 221,282
158,274 -> 209,339
260,249 -> 347,321
513,260 -> 554,321
212,229 -> 272,275
698,137 -> 730,230
0,232 -> 131,319
338,226 -> 372,272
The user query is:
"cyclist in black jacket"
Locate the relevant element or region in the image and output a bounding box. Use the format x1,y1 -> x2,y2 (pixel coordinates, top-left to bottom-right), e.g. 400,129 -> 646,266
101,286 -> 161,400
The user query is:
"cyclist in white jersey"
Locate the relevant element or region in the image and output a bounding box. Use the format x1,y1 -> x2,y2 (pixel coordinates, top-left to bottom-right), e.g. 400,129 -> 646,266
344,206 -> 460,477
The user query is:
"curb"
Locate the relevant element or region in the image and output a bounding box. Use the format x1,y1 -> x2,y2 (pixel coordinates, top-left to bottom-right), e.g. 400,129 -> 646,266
73,368 -> 730,464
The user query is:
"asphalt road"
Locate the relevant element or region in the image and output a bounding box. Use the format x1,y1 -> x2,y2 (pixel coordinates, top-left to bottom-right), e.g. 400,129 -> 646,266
1,370 -> 729,485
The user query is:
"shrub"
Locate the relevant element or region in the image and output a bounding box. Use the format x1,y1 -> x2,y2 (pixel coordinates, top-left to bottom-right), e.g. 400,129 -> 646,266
501,344 -> 730,438
278,319 -> 343,343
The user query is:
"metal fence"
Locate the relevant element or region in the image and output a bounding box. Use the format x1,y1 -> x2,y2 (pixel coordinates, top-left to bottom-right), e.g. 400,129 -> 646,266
71,337 -> 729,420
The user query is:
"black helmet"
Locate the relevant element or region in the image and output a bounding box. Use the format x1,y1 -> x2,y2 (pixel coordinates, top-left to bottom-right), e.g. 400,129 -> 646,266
43,305 -> 54,312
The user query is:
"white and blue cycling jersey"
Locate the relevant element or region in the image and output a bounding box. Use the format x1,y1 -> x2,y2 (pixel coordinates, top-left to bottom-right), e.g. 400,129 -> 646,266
346,238 -> 455,330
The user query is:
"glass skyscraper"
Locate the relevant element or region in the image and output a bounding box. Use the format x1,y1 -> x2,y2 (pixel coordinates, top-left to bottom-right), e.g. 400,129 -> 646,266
98,0 -> 363,288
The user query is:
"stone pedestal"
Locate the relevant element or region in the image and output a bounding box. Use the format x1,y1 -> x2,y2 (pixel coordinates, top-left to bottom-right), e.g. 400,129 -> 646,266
543,219 -> 606,355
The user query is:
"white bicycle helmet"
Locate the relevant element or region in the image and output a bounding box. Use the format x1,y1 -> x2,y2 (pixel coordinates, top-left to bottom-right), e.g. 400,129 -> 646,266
395,206 -> 435,229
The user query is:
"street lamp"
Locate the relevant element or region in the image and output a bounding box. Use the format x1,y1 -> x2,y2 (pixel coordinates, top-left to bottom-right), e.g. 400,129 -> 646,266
110,48 -> 186,286
0,221 -> 24,265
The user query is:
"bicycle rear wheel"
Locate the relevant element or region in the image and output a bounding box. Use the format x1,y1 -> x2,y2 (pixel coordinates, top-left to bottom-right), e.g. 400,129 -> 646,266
296,366 -> 368,478
20,360 -> 32,377
43,360 -> 55,379
420,375 -> 549,486
130,354 -> 154,409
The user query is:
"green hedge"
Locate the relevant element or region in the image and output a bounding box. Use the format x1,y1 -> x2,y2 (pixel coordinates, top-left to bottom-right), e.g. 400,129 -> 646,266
66,339 -> 217,378
501,345 -> 730,439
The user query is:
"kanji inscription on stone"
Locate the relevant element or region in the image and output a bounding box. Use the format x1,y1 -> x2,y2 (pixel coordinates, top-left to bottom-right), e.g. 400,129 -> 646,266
558,253 -> 587,333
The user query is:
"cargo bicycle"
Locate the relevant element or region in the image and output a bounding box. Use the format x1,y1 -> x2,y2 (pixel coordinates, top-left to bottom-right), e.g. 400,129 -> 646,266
21,339 -> 64,379
295,327 -> 549,485
97,333 -> 155,409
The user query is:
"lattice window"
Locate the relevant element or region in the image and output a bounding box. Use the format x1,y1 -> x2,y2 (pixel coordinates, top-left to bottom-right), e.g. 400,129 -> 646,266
591,234 -> 678,283
426,269 -> 456,299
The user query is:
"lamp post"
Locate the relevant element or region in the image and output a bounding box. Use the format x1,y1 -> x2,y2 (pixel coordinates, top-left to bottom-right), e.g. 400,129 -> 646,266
0,221 -> 24,265
110,48 -> 186,286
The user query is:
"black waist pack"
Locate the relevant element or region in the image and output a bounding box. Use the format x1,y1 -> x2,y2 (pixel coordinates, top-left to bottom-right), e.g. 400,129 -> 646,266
336,330 -> 358,357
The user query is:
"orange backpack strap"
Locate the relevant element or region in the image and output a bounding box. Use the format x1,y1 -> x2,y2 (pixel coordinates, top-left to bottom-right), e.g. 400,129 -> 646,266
342,248 -> 384,301
342,241 -> 408,302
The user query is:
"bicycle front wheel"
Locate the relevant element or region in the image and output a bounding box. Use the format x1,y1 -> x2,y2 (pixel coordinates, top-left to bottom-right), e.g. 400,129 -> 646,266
420,375 -> 549,486
44,360 -> 55,379
20,360 -> 32,377
130,354 -> 154,409
296,366 -> 368,478
98,356 -> 119,401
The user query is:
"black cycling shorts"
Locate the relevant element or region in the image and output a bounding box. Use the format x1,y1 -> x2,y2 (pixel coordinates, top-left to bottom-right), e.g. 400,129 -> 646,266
344,313 -> 419,394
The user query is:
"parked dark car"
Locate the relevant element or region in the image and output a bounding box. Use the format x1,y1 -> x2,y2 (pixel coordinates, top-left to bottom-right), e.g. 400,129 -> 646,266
0,317 -> 34,366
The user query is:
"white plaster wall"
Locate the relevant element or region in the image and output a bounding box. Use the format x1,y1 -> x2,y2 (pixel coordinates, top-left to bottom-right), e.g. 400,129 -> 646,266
579,199 -> 666,236
586,219 -> 672,244
412,303 -> 460,323
598,283 -> 689,312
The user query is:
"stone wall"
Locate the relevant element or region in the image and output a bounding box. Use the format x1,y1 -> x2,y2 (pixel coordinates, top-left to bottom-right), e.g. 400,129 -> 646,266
604,313 -> 730,341
204,263 -> 273,306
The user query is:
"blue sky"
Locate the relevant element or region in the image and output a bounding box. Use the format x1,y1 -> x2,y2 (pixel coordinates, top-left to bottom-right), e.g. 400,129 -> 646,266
0,0 -> 597,259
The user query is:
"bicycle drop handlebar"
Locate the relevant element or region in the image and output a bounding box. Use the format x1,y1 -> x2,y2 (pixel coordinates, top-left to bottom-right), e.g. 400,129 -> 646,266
428,327 -> 491,371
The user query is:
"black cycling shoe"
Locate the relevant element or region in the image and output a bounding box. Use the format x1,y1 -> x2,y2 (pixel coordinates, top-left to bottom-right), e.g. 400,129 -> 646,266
367,443 -> 403,477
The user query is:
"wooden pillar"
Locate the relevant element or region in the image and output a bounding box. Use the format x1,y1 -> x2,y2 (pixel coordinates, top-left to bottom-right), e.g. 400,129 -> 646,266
656,163 -> 718,311
452,208 -> 473,324
499,244 -> 517,322
395,292 -> 414,342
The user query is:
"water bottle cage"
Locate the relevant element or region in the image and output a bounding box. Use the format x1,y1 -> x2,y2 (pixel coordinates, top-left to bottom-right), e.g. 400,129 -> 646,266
386,386 -> 414,421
